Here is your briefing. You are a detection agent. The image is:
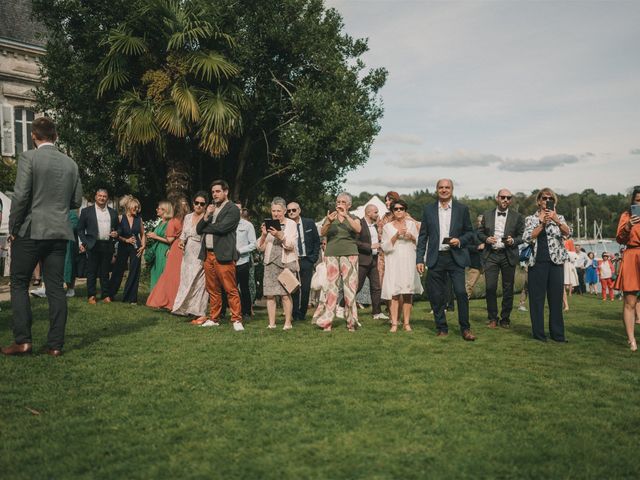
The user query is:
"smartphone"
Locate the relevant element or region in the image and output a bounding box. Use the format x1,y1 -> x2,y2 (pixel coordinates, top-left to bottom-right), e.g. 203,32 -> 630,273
442,237 -> 452,245
631,204 -> 640,217
264,219 -> 282,231
546,200 -> 555,211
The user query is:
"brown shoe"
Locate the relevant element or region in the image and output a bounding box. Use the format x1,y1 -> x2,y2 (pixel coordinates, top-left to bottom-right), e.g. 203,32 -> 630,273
1,342 -> 33,356
88,296 -> 97,305
45,348 -> 63,357
487,320 -> 498,329
102,297 -> 112,304
436,331 -> 449,337
462,330 -> 477,341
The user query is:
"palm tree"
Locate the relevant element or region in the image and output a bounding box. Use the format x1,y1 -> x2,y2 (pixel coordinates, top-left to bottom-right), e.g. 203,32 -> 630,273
97,0 -> 243,200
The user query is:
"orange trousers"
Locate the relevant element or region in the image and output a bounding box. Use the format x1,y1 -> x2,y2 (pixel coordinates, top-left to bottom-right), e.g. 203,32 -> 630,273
204,252 -> 242,322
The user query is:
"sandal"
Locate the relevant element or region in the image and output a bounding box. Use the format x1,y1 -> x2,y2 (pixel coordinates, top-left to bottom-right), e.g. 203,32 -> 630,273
390,323 -> 398,333
403,324 -> 412,332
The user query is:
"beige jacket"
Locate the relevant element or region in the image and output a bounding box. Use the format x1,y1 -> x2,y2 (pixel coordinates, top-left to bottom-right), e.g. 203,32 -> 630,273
258,217 -> 299,265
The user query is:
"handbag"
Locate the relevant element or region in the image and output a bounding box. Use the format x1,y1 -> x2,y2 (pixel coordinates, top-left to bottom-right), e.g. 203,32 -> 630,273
310,263 -> 327,290
278,267 -> 301,294
519,244 -> 532,263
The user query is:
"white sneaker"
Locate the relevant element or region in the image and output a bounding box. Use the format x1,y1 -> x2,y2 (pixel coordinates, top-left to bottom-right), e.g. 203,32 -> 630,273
30,286 -> 46,297
66,289 -> 75,298
336,306 -> 345,319
373,313 -> 389,320
518,305 -> 527,312
233,322 -> 245,332
201,320 -> 220,327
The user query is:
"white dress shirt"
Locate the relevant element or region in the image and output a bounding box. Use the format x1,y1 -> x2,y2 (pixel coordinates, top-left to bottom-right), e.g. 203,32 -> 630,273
296,220 -> 306,257
493,209 -> 508,249
95,204 -> 112,240
438,201 -> 452,251
367,221 -> 379,255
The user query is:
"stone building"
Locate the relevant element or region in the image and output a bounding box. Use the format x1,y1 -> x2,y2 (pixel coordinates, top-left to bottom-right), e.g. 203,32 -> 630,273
0,0 -> 46,160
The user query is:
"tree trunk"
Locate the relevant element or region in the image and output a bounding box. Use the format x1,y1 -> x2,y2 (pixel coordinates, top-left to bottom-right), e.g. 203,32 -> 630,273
165,153 -> 191,203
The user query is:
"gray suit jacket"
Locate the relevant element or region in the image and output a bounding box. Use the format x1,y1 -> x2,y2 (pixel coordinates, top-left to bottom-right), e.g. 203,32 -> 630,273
9,145 -> 83,241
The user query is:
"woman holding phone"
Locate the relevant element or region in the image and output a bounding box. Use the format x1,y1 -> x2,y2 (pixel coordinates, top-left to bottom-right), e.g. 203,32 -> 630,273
614,186 -> 640,351
313,192 -> 362,331
522,188 -> 570,342
257,197 -> 298,330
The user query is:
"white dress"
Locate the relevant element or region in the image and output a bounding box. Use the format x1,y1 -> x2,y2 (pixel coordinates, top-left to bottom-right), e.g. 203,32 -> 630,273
563,251 -> 579,287
380,222 -> 424,299
172,213 -> 209,316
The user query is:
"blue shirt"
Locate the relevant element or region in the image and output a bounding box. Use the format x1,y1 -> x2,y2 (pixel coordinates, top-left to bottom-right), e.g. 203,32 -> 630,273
235,218 -> 256,266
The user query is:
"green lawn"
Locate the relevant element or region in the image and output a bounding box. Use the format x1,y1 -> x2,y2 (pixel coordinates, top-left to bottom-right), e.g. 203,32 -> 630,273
1,290 -> 638,479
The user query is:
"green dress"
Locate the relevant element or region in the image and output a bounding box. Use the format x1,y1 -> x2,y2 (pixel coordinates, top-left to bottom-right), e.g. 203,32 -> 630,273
148,220 -> 169,289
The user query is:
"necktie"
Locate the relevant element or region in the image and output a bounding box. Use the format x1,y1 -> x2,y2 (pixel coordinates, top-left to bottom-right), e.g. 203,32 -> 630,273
497,212 -> 506,217
297,223 -> 304,257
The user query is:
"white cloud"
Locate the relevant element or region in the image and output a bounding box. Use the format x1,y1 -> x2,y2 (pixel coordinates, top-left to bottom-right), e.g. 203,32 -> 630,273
631,148 -> 640,155
349,175 -> 442,190
388,150 -> 501,168
375,134 -> 424,145
498,154 -> 580,172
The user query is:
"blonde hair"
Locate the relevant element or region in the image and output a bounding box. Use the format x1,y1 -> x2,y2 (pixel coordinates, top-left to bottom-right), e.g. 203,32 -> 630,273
158,200 -> 174,220
126,197 -> 141,214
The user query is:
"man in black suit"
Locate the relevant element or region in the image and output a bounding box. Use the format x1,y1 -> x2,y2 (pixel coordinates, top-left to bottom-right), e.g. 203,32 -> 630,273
478,189 -> 524,329
77,189 -> 118,304
354,204 -> 384,319
416,179 -> 476,341
3,117 -> 83,357
287,202 -> 321,321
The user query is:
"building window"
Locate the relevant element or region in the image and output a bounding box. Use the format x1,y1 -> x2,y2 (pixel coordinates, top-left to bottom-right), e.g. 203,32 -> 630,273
14,107 -> 36,154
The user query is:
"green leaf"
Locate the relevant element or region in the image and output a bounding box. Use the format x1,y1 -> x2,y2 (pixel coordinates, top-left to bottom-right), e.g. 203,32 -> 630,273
155,102 -> 188,137
189,51 -> 239,83
171,80 -> 200,123
107,27 -> 147,56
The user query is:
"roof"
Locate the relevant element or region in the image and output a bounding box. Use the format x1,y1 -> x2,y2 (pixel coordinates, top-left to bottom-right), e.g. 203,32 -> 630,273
0,0 -> 46,47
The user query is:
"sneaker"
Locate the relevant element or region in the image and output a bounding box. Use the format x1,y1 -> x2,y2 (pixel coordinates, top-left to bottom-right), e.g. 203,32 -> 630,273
518,305 -> 527,312
373,312 -> 389,320
66,289 -> 75,298
201,320 -> 220,327
336,306 -> 345,319
30,286 -> 46,298
233,321 -> 245,331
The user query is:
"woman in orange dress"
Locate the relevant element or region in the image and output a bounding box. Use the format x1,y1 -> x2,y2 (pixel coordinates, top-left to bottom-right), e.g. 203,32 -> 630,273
146,197 -> 190,310
614,186 -> 640,351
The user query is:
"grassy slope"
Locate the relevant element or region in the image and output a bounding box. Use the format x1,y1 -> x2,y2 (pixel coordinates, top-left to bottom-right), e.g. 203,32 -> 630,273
1,291 -> 638,479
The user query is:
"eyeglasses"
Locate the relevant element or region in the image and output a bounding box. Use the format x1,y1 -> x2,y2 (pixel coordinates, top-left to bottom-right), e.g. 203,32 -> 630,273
287,209 -> 298,213
393,207 -> 406,211
194,201 -> 206,206
540,196 -> 553,201
499,195 -> 512,200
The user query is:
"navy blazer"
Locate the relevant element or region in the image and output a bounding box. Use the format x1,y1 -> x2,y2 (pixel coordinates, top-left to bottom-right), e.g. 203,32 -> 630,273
297,217 -> 321,264
77,204 -> 118,250
416,200 -> 474,269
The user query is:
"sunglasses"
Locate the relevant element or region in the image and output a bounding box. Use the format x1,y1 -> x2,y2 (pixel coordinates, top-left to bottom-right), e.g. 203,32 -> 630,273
194,201 -> 206,206
393,207 -> 406,211
287,209 -> 298,213
499,195 -> 512,200
540,196 -> 553,201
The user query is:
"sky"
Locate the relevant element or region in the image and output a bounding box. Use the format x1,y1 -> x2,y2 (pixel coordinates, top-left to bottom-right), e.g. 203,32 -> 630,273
325,0 -> 640,198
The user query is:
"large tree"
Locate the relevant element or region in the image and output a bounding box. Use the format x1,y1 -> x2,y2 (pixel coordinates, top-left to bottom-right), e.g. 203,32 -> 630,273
33,0 -> 386,214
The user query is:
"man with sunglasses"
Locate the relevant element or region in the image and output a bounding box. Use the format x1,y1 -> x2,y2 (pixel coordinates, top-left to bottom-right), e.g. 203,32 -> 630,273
478,189 -> 524,329
287,202 -> 321,321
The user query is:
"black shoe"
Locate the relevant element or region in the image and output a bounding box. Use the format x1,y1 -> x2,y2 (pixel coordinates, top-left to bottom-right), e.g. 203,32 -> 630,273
499,321 -> 511,329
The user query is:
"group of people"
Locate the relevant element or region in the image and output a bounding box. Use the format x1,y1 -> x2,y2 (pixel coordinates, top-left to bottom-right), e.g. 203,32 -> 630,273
2,117 -> 640,356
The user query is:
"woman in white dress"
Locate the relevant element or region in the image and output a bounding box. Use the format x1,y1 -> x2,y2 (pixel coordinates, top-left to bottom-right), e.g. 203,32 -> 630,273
172,192 -> 209,323
381,199 -> 424,332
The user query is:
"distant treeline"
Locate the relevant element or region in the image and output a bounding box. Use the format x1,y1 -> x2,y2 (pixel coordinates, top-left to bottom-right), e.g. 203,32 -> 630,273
350,188 -> 633,239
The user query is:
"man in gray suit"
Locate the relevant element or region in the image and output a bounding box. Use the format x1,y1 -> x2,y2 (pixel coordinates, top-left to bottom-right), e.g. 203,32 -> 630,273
2,117 -> 83,357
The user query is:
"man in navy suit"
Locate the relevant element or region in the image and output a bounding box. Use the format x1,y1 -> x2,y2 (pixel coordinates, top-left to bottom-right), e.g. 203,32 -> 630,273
287,202 -> 321,321
416,179 -> 476,340
77,189 -> 118,304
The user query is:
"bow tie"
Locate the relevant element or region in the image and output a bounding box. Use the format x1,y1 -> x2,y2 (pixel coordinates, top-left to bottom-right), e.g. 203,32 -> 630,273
497,212 -> 506,217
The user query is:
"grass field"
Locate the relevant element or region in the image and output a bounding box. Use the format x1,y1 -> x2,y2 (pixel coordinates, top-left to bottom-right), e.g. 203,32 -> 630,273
1,288 -> 639,479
